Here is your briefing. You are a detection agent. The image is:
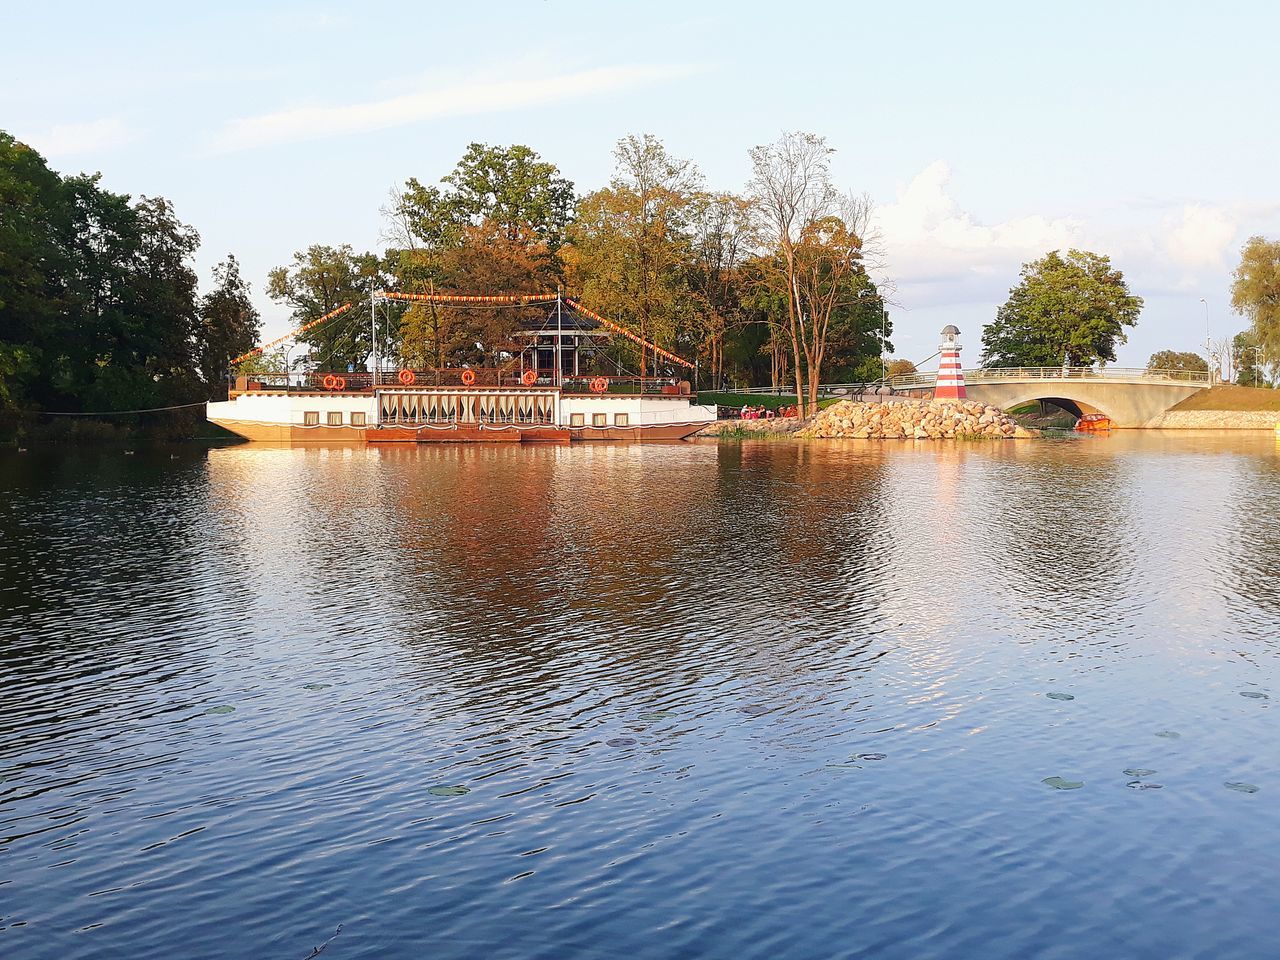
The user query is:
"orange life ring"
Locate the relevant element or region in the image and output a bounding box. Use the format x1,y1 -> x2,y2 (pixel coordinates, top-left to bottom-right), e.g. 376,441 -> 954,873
521,369 -> 537,386
398,368 -> 415,385
460,369 -> 477,386
332,375 -> 346,391
589,376 -> 609,394
322,374 -> 338,390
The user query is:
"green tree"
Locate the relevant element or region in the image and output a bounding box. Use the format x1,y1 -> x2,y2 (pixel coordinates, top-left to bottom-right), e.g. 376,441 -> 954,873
981,249 -> 1143,367
1230,236 -> 1280,362
267,245 -> 384,370
198,254 -> 261,392
1232,330 -> 1269,386
390,142 -> 575,254
687,191 -> 753,385
1146,350 -> 1208,373
571,134 -> 701,375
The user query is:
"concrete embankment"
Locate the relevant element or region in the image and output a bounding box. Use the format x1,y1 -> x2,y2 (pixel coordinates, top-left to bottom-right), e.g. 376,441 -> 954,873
700,398 -> 1037,440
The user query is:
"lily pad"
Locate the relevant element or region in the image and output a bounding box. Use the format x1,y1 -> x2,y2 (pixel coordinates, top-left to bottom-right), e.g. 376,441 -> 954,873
1225,781 -> 1259,794
606,737 -> 637,747
302,683 -> 331,691
739,704 -> 770,716
1126,781 -> 1163,790
427,785 -> 470,798
855,753 -> 887,761
1155,730 -> 1181,739
1042,776 -> 1084,790
1240,691 -> 1269,700
203,705 -> 235,716
1123,768 -> 1157,778
1045,692 -> 1075,701
638,711 -> 676,721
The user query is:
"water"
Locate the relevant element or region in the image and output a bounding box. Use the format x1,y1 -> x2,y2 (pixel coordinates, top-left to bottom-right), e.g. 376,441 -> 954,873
2,433 -> 1280,959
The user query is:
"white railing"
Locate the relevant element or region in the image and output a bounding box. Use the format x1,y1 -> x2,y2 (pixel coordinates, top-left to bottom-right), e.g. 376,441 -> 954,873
953,366 -> 1211,385
731,367 -> 1211,395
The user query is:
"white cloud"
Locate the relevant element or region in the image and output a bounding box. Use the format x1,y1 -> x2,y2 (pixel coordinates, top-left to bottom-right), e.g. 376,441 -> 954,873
28,118 -> 134,157
1166,203 -> 1237,269
879,161 -> 1082,299
210,64 -> 698,153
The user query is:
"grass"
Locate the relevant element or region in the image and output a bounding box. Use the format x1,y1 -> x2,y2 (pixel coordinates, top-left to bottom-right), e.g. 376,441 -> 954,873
1171,384 -> 1280,412
696,391 -> 843,412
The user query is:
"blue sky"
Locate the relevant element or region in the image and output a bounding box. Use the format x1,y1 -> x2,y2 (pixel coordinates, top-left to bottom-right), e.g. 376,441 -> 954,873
5,0 -> 1278,366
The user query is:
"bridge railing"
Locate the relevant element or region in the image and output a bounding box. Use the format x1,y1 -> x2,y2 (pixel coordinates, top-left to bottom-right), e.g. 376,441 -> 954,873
952,366 -> 1211,385
721,367 -> 1210,397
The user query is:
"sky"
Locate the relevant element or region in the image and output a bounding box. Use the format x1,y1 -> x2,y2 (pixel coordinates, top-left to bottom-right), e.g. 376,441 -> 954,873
4,0 -> 1279,368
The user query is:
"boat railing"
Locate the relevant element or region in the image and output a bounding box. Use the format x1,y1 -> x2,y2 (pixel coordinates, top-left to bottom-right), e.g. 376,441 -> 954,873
228,370 -> 692,396
559,376 -> 689,396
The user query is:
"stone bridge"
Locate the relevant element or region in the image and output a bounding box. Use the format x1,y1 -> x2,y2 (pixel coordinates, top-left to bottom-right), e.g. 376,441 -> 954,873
890,367 -> 1211,427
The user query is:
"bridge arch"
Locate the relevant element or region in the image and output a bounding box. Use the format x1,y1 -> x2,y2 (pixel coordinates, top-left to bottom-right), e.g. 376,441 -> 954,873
999,393 -> 1110,421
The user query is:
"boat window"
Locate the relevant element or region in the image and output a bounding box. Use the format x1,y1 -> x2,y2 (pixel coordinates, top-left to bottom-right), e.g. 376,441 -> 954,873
303,411 -> 320,426
592,413 -> 607,427
570,413 -> 585,427
614,413 -> 629,427
327,412 -> 343,426
351,412 -> 366,426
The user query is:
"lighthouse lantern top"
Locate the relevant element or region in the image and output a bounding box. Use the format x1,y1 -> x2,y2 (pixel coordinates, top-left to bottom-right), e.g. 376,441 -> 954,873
940,324 -> 961,350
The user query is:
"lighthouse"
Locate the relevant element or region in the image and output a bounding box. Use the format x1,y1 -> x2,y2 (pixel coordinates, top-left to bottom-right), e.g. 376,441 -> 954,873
935,325 -> 968,401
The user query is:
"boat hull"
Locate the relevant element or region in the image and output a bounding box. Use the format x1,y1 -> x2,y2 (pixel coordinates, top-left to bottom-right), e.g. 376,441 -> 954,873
209,417 -> 710,444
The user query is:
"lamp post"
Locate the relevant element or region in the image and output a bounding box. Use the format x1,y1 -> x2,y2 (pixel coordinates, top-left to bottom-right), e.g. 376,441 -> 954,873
1199,297 -> 1213,382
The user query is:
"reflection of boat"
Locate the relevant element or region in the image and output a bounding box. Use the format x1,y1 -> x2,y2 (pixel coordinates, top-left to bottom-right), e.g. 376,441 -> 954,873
1074,413 -> 1112,432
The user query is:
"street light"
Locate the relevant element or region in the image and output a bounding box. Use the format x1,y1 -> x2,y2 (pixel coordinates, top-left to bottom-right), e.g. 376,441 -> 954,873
1199,297 -> 1213,382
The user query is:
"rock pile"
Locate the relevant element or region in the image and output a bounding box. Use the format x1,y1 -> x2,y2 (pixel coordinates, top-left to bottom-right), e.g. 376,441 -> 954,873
802,399 -> 1037,440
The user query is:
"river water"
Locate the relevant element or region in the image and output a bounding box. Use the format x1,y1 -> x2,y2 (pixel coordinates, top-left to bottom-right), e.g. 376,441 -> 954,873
2,433 -> 1280,959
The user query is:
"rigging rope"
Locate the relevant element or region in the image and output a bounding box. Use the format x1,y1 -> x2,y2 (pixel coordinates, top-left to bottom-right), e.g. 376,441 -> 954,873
27,402 -> 209,416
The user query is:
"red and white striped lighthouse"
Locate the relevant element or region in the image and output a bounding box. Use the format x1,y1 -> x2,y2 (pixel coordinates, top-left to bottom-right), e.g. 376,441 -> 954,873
934,325 -> 968,401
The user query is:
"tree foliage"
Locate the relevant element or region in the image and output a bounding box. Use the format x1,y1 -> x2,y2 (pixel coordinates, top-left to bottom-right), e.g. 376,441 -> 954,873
199,255 -> 261,392
390,142 -> 574,254
981,250 -> 1143,367
1146,350 -> 1207,373
1230,236 -> 1280,362
747,131 -> 880,411
0,130 -> 240,420
266,244 -> 385,369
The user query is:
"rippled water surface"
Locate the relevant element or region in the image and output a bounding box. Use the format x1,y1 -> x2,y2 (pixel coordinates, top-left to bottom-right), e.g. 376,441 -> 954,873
4,433 -> 1280,959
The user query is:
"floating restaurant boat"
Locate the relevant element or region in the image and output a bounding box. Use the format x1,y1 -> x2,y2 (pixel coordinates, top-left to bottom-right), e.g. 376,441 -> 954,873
206,292 -> 716,444
1074,413 -> 1112,432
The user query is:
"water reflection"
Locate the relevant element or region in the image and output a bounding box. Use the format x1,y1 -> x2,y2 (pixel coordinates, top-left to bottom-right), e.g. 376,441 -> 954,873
4,432 -> 1280,959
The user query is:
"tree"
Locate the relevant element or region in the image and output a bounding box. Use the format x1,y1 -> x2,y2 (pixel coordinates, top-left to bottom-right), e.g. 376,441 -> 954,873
887,358 -> 917,378
687,191 -> 753,385
1146,350 -> 1208,373
571,134 -> 701,375
388,142 -> 575,254
981,249 -> 1143,367
267,245 -> 384,369
1231,330 -> 1269,387
198,254 -> 261,392
747,131 -> 877,414
1230,236 -> 1280,363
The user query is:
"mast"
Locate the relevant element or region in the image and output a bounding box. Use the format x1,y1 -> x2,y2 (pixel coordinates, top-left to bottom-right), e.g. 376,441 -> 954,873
370,291 -> 379,387
556,287 -> 563,388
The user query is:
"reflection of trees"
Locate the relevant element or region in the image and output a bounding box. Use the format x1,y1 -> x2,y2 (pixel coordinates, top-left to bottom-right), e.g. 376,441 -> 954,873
347,441 -> 896,730
0,448 -> 216,800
